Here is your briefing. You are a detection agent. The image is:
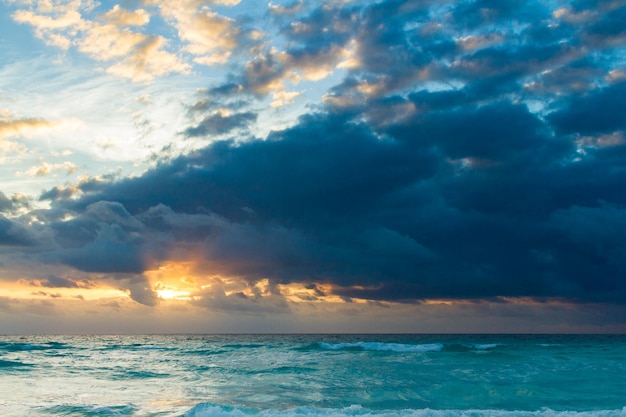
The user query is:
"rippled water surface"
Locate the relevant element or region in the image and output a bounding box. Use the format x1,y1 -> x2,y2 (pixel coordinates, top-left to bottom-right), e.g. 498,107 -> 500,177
1,334 -> 625,416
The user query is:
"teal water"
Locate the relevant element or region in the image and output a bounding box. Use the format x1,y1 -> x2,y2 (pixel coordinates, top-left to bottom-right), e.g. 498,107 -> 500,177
0,335 -> 624,416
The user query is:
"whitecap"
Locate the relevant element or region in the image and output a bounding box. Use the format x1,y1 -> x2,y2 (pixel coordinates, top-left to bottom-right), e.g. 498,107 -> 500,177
318,341 -> 443,353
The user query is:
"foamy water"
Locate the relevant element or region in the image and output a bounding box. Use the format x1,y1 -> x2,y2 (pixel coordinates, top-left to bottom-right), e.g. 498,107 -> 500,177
1,335 -> 625,416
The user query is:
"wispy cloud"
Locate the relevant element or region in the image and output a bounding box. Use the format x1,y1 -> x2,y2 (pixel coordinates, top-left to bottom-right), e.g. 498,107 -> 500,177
0,113 -> 53,141
17,161 -> 78,177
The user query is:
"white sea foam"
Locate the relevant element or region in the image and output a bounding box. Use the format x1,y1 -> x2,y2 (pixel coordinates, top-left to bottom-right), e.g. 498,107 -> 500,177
184,404 -> 626,417
470,343 -> 499,350
318,342 -> 443,353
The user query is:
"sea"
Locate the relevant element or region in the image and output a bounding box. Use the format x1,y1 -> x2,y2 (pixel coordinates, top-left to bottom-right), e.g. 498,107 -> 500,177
0,334 -> 625,417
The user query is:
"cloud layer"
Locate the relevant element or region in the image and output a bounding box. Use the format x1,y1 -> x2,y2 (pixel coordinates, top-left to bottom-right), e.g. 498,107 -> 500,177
2,0 -> 626,323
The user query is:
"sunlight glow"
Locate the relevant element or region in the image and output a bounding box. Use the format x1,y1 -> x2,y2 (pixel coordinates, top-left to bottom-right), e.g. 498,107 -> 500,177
157,288 -> 192,300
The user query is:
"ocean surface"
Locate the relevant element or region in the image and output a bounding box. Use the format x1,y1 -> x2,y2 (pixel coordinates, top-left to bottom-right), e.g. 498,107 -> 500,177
0,334 -> 625,417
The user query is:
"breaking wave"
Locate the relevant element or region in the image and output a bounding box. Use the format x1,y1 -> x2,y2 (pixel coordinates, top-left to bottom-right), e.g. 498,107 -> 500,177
183,404 -> 626,417
318,342 -> 443,353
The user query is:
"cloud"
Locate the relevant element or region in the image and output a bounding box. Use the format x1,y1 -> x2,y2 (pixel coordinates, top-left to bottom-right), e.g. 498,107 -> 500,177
103,35 -> 190,82
450,0 -> 531,29
123,275 -> 159,306
190,278 -> 289,314
149,0 -> 242,66
0,192 -> 30,215
177,11 -> 239,61
34,79 -> 624,306
29,275 -> 84,288
102,5 -> 150,27
523,58 -> 604,95
12,5 -> 84,49
184,111 -> 257,137
38,201 -> 147,273
0,214 -> 36,247
270,90 -> 302,108
12,2 -> 189,82
211,3 -> 363,99
18,162 -> 78,177
268,1 -> 304,16
0,116 -> 53,141
581,3 -> 626,47
39,185 -> 79,201
548,203 -> 626,302
548,81 -> 626,135
0,193 -> 11,212
78,21 -> 148,60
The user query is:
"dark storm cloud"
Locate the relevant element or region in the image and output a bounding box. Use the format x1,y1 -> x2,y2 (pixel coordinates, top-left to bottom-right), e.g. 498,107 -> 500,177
58,112 -> 437,220
523,57 -> 604,95
184,111 -> 257,137
43,201 -> 148,274
0,214 -> 36,246
0,191 -> 31,213
14,201 -> 160,305
123,275 -> 159,307
390,101 -> 552,161
343,0 -> 440,96
548,81 -> 626,135
450,0 -> 529,28
39,186 -> 76,201
26,0 -> 626,308
450,43 -> 581,81
582,3 -> 626,47
279,2 -> 358,47
42,102 -> 626,304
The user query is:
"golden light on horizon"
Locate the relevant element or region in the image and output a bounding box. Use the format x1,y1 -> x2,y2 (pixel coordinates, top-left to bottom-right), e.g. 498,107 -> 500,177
1,279 -> 130,302
156,288 -> 192,300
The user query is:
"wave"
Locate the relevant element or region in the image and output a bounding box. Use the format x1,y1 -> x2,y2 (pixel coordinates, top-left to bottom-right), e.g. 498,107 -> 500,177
222,343 -> 267,349
464,343 -> 500,350
182,404 -> 626,417
44,404 -> 137,416
472,343 -> 498,349
0,359 -> 32,368
109,369 -> 171,380
318,342 -> 443,353
0,341 -> 71,352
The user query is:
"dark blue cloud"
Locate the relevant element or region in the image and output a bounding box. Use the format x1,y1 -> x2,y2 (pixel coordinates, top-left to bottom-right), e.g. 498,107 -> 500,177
583,3 -> 626,47
548,81 -> 626,135
0,214 -> 36,246
40,99 -> 625,304
184,111 -> 257,137
391,101 -> 552,161
0,191 -> 30,214
450,0 -> 530,29
279,2 -> 358,47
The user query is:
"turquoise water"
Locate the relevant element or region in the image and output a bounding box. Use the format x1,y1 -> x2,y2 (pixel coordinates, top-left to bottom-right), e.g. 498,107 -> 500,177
0,335 -> 624,416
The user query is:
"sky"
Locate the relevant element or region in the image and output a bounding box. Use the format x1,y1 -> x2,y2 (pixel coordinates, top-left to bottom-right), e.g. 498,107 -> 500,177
1,0 -> 626,334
